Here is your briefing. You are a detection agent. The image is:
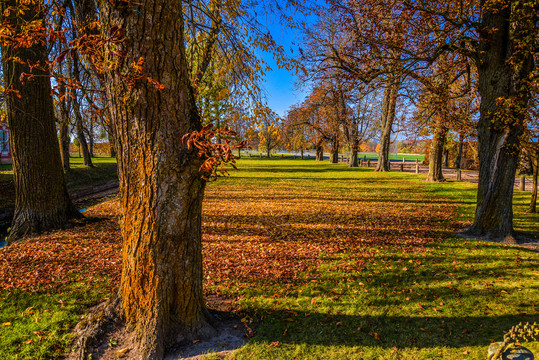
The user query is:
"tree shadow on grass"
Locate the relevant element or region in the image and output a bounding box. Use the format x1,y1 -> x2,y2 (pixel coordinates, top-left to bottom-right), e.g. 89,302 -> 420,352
248,310 -> 538,350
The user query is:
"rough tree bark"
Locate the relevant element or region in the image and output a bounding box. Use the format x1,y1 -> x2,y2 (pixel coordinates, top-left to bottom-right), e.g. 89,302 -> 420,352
427,118 -> 447,182
95,0 -> 215,358
465,1 -> 536,240
1,0 -> 80,243
375,75 -> 400,172
58,83 -> 71,171
329,134 -> 339,163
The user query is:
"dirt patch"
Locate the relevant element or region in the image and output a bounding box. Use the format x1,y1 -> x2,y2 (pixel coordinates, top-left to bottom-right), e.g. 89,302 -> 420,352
73,296 -> 249,360
164,312 -> 248,360
458,231 -> 539,252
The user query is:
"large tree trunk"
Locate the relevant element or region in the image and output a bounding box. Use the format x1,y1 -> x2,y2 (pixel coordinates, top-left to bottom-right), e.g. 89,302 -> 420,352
376,75 -> 400,172
100,0 -> 214,358
427,118 -> 447,182
1,0 -> 80,243
465,1 -> 535,240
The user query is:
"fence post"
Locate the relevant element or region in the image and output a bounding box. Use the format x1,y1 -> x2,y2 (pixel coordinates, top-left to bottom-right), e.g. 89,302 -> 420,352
457,169 -> 461,181
367,160 -> 371,167
520,175 -> 526,191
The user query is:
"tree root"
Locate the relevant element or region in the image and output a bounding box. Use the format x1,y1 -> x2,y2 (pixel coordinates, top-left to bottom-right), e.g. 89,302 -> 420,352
7,207 -> 83,244
69,297 -> 122,360
69,298 -> 219,360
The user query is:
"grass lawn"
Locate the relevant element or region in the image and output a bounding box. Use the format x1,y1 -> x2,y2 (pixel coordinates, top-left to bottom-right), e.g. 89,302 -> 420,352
0,157 -> 117,208
0,158 -> 537,359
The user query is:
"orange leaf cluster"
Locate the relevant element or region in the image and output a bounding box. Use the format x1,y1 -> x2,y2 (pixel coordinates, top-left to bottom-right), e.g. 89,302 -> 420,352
183,124 -> 247,180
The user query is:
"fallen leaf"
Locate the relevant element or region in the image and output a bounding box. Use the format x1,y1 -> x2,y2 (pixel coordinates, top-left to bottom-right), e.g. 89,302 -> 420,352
117,348 -> 130,358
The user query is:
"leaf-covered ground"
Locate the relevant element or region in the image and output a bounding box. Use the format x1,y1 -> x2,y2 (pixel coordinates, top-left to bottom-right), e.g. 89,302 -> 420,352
0,159 -> 537,359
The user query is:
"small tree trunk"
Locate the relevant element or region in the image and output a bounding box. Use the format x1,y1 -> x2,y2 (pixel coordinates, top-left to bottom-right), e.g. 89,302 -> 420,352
1,0 -> 80,242
349,149 -> 358,167
316,144 -> 323,161
519,175 -> 526,191
455,133 -> 464,169
376,75 -> 400,172
107,125 -> 117,158
300,149 -> 304,159
529,155 -> 538,213
58,81 -> 71,171
329,151 -> 338,163
59,121 -> 71,172
72,52 -> 93,167
329,135 -> 339,164
74,111 -> 93,167
88,122 -> 94,157
427,118 -> 447,182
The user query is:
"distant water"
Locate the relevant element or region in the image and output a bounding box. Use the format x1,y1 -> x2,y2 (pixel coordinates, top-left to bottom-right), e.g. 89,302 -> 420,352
79,208 -> 86,213
0,241 -> 6,248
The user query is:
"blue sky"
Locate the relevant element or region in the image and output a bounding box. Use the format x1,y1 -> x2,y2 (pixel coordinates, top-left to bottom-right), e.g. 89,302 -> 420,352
262,57 -> 301,117
255,7 -> 314,118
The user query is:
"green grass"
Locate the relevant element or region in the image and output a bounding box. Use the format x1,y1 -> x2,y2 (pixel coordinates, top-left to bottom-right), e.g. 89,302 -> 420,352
0,158 -> 537,359
0,285 -> 110,360
204,159 -> 538,360
64,157 -> 118,192
0,157 -> 117,207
